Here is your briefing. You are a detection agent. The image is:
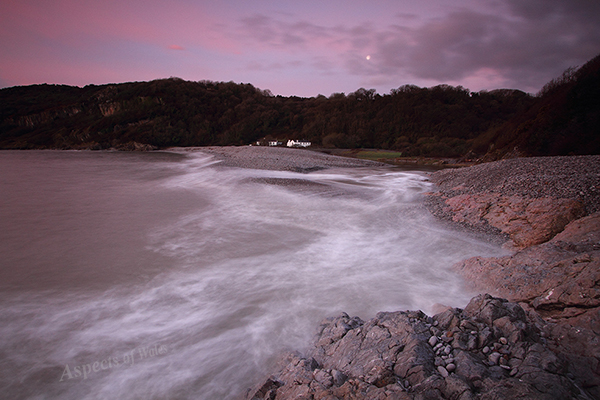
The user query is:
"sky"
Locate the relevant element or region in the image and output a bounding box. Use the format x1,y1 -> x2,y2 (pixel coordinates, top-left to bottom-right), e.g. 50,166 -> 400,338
1,0 -> 599,97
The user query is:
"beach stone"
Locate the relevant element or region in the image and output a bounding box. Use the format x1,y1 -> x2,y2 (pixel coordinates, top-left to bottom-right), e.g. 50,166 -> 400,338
438,365 -> 449,377
198,146 -> 387,172
428,335 -> 438,347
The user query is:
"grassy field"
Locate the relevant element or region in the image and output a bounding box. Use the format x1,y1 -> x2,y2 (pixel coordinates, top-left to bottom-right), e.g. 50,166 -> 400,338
313,148 -> 471,168
346,150 -> 405,161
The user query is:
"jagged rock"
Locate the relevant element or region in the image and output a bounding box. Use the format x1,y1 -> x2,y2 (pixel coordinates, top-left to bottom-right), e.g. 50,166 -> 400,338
331,369 -> 347,387
246,295 -> 586,399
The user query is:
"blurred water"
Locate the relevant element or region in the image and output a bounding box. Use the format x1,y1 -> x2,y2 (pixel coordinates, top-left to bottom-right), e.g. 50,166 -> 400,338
0,150 -> 507,399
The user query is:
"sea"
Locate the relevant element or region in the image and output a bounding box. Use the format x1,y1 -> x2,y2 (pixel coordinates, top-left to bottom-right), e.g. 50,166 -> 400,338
0,150 -> 508,399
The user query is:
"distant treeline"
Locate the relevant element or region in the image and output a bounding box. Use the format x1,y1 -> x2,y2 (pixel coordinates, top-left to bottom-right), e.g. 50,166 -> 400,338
1,53 -> 599,158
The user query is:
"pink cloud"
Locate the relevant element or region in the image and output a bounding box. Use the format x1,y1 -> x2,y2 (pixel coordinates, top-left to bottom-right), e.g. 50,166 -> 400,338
0,0 -> 239,54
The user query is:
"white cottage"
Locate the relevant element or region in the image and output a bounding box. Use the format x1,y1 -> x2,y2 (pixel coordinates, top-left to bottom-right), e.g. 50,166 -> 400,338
287,140 -> 311,148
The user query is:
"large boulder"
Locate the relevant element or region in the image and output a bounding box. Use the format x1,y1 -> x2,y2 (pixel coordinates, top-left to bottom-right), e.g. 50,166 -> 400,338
455,213 -> 600,314
443,193 -> 584,248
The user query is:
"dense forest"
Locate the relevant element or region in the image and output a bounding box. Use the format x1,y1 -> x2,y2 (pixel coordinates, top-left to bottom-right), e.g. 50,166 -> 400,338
1,53 -> 599,158
472,53 -> 600,158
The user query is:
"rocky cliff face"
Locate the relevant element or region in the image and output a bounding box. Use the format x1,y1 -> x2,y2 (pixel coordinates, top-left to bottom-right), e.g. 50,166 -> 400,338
246,156 -> 600,399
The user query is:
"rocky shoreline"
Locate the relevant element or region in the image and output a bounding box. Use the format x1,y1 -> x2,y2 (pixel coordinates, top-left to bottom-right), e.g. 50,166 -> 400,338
425,156 -> 600,249
246,154 -> 600,400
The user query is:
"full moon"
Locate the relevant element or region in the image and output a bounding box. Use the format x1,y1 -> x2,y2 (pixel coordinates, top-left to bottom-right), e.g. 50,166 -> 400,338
366,55 -> 371,60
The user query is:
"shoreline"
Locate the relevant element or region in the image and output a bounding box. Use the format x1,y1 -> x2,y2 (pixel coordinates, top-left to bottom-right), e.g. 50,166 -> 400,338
245,152 -> 600,399
4,147 -> 597,397
168,146 -> 389,172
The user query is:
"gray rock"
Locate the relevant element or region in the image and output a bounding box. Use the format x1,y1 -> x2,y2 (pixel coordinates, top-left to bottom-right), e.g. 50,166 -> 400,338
331,369 -> 347,387
246,377 -> 282,400
489,352 -> 502,365
442,374 -> 473,400
478,327 -> 494,349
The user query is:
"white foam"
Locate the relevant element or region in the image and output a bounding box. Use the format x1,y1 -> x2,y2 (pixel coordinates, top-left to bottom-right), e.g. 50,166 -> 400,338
0,151 -> 508,399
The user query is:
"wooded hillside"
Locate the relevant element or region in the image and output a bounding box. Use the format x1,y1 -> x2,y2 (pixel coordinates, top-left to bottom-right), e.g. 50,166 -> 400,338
1,53 -> 598,158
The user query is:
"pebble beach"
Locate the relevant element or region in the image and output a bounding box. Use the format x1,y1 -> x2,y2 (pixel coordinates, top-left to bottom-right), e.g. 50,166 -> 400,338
174,145 -> 387,172
430,155 -> 600,214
